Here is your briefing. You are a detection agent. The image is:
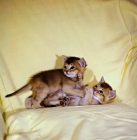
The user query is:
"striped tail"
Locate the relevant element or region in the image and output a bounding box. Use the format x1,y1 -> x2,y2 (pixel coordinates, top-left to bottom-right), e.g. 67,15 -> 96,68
5,84 -> 32,98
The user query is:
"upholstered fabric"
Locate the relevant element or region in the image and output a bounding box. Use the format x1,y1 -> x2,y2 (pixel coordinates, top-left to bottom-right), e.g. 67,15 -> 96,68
0,0 -> 137,139
5,103 -> 137,140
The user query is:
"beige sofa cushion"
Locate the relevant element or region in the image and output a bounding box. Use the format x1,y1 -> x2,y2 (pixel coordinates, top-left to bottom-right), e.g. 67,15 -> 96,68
6,103 -> 137,140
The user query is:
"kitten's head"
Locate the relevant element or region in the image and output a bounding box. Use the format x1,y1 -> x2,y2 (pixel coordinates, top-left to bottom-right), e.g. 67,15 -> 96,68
62,55 -> 87,78
92,76 -> 116,104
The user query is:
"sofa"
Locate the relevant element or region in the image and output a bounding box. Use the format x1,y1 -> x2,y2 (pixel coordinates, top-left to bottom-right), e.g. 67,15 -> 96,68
0,0 -> 137,139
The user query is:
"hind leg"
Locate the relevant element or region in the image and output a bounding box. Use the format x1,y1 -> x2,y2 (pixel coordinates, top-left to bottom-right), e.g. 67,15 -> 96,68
32,91 -> 49,108
32,83 -> 50,109
25,95 -> 33,109
42,89 -> 66,107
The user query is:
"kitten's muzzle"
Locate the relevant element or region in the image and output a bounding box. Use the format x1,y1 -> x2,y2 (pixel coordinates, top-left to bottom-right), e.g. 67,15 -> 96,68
65,71 -> 70,74
93,91 -> 97,97
64,71 -> 76,78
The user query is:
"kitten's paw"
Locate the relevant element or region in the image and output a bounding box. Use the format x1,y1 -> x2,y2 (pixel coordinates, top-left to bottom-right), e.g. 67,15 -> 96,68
85,86 -> 93,94
59,97 -> 70,107
60,100 -> 67,107
62,96 -> 70,103
77,73 -> 82,80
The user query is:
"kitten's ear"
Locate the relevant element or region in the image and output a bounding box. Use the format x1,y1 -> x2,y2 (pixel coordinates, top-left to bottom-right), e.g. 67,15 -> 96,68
108,90 -> 116,99
62,55 -> 67,61
78,58 -> 87,68
100,76 -> 105,82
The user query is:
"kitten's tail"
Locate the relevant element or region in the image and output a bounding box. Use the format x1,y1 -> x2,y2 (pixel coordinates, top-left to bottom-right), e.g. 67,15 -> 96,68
5,84 -> 32,98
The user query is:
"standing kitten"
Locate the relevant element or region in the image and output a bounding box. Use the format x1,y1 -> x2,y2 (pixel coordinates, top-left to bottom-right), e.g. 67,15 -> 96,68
5,55 -> 87,109
40,76 -> 116,107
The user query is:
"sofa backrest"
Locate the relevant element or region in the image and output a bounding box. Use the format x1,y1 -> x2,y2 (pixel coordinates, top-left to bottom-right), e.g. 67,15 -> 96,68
0,0 -> 137,112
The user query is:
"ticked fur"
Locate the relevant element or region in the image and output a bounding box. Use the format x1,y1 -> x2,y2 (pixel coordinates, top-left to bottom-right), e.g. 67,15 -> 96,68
6,55 -> 87,109
92,76 -> 116,104
69,76 -> 116,106
39,76 -> 116,107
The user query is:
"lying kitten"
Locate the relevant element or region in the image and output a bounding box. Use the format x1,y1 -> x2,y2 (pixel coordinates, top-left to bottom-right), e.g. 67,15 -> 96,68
5,55 -> 87,109
40,76 -> 116,107
68,76 -> 116,106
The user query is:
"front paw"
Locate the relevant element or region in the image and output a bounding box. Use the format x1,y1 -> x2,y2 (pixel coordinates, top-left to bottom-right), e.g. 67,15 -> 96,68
85,86 -> 93,94
77,73 -> 82,81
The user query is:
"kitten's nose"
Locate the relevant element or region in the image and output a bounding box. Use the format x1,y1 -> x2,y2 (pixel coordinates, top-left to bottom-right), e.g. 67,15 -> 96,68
66,71 -> 69,74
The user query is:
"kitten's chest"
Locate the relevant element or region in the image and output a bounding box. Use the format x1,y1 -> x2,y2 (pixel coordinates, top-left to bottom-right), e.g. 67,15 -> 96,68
90,98 -> 100,105
62,75 -> 78,87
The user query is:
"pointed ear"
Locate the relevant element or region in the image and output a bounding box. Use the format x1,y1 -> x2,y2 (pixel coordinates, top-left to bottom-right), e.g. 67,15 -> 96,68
78,58 -> 87,68
108,90 -> 116,99
62,55 -> 67,61
100,76 -> 105,82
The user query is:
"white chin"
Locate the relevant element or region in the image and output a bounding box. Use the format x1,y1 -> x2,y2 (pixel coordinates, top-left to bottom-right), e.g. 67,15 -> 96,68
93,95 -> 99,101
67,75 -> 75,78
65,73 -> 76,78
93,96 -> 103,104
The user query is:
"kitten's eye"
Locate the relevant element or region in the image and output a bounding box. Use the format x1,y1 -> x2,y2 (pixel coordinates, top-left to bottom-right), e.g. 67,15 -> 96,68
70,66 -> 75,70
64,66 -> 66,69
99,90 -> 103,94
94,85 -> 97,88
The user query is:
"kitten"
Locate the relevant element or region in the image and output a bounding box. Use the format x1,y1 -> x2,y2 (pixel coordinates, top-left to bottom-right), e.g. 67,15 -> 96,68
5,55 -> 87,109
69,76 -> 116,106
40,76 -> 116,107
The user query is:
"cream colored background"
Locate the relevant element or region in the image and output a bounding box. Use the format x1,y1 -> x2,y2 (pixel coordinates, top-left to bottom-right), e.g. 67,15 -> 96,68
0,1 -> 137,140
0,0 -> 137,112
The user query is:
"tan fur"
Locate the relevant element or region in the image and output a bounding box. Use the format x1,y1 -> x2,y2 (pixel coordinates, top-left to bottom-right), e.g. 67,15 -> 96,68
6,56 -> 87,109
39,76 -> 116,107
40,89 -> 66,107
92,76 -> 116,104
25,95 -> 33,109
67,86 -> 93,106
